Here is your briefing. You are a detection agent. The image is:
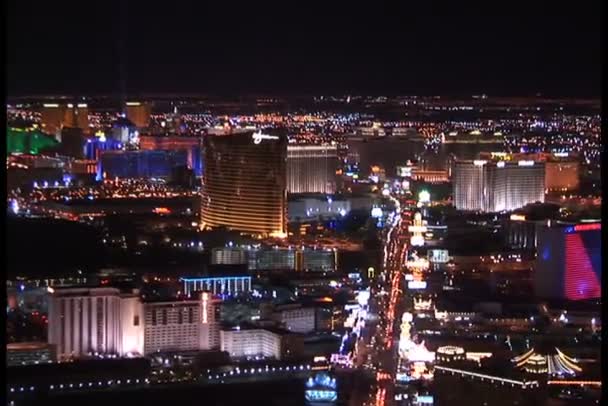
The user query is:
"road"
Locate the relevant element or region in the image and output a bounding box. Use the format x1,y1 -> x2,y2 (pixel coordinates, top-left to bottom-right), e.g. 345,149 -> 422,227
351,192 -> 413,405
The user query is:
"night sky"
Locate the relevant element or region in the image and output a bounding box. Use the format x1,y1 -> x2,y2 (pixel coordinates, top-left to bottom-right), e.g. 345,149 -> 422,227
7,1 -> 601,96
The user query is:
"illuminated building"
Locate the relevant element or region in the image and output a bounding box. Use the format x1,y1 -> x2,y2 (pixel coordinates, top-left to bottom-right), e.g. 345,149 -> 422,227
535,222 -> 601,301
40,103 -> 89,138
201,130 -> 287,237
47,287 -> 144,360
304,372 -> 338,403
7,342 -> 57,366
220,325 -> 302,360
63,103 -> 89,133
286,145 -> 338,194
100,150 -> 189,179
211,247 -> 248,265
411,169 -> 449,183
40,103 -> 65,137
489,159 -> 545,212
435,346 -> 465,364
181,276 -> 252,297
7,127 -> 58,154
453,160 -> 545,212
139,135 -> 203,176
143,292 -> 220,354
479,152 -> 580,192
513,348 -> 582,376
125,101 -> 152,128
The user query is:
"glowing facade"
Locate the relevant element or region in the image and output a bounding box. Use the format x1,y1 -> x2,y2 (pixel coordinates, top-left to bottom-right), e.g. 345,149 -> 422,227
40,103 -> 89,137
181,276 -> 252,297
125,101 -> 152,128
47,287 -> 144,359
143,293 -> 220,354
201,130 -> 287,237
220,327 -> 289,360
453,160 -> 545,212
513,348 -> 582,376
7,127 -> 58,155
535,223 -> 601,300
286,145 -> 338,194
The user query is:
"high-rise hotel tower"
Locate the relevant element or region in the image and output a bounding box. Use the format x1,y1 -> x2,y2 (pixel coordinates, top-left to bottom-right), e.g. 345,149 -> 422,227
201,130 -> 287,237
453,159 -> 545,212
286,145 -> 338,194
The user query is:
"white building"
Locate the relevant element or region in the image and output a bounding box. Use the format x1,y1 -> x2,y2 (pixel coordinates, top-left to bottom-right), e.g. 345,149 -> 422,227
453,160 -> 545,212
47,287 -> 144,360
287,145 -> 338,194
143,292 -> 220,355
220,325 -> 300,360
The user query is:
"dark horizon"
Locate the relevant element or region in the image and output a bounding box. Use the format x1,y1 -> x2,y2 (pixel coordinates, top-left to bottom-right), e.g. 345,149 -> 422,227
7,2 -> 602,98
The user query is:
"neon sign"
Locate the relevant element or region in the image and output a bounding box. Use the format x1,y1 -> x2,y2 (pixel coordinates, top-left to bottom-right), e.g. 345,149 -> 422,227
201,292 -> 208,323
574,223 -> 601,232
252,131 -> 279,144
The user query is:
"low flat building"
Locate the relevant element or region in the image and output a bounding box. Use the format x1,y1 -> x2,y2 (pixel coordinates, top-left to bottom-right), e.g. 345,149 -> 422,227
7,342 -> 57,366
220,324 -> 303,360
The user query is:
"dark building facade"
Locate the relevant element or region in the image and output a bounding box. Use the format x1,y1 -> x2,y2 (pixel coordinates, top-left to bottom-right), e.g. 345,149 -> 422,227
100,150 -> 188,179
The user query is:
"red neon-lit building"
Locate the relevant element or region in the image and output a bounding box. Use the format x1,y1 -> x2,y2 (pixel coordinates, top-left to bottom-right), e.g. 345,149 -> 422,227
535,222 -> 601,301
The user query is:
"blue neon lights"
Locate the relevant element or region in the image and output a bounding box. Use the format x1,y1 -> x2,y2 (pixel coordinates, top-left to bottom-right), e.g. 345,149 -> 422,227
305,372 -> 338,403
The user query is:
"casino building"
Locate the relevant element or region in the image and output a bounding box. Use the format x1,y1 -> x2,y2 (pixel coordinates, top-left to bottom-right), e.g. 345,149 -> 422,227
535,222 -> 601,301
201,130 -> 287,237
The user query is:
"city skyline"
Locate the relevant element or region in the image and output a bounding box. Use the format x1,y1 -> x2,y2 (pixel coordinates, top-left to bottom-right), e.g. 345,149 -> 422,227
5,3 -> 602,406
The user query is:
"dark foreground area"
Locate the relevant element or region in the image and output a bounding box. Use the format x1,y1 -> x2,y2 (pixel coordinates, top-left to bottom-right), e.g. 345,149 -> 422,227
17,380 -> 306,406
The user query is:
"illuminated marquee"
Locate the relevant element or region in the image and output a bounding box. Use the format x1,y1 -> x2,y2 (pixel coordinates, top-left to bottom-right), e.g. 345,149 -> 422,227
518,160 -> 535,166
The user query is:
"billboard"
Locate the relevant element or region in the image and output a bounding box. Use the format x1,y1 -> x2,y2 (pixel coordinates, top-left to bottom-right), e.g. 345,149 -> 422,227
428,249 -> 449,264
396,166 -> 413,177
407,281 -> 427,290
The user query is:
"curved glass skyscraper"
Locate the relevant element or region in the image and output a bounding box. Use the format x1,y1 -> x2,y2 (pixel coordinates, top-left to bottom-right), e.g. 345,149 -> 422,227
201,130 -> 287,237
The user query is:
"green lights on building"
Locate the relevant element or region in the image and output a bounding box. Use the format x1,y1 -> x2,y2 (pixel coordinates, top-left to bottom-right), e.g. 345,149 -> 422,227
6,127 -> 58,155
